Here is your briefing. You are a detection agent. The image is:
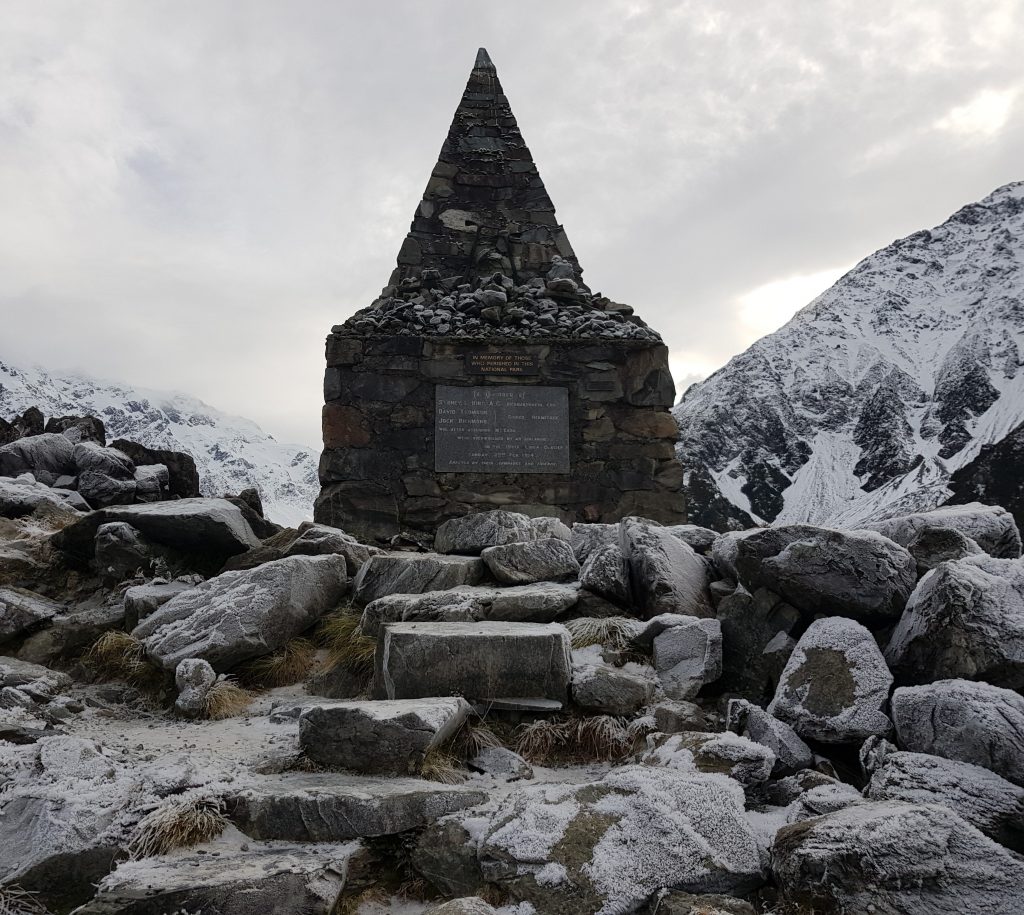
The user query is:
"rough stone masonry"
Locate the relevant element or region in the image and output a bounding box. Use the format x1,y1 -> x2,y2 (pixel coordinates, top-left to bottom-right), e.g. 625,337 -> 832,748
316,48 -> 684,542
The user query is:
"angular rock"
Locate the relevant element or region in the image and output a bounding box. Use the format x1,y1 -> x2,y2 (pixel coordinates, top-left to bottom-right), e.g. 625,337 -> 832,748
94,521 -> 159,581
481,537 -> 579,585
468,746 -> 533,781
360,582 -> 578,637
907,526 -> 983,577
709,529 -> 759,580
298,697 -> 471,774
78,470 -> 137,508
664,524 -> 719,555
0,656 -> 70,689
72,442 -> 134,480
863,502 -> 1022,560
284,521 -> 382,571
643,731 -> 776,787
44,414 -> 106,444
891,679 -> 1024,786
134,554 -> 349,671
174,658 -> 216,718
110,438 -> 201,499
132,463 -> 169,502
885,554 -> 1024,688
569,522 -> 618,563
768,617 -> 892,744
17,602 -> 125,666
619,517 -> 712,618
864,743 -> 1024,852
435,509 -> 535,554
226,772 -> 487,840
734,525 -> 917,623
122,579 -> 196,630
0,475 -> 87,519
375,621 -> 572,706
478,765 -> 764,913
528,516 -> 572,541
652,617 -> 722,700
0,433 -> 75,486
772,800 -> 1024,914
727,699 -> 813,776
413,819 -> 488,898
427,899 -> 498,915
74,842 -> 353,915
651,698 -> 709,734
572,656 -> 656,716
579,542 -> 630,605
352,552 -> 484,605
0,587 -> 61,646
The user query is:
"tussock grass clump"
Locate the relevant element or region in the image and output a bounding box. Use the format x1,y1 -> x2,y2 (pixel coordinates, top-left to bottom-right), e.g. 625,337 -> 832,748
419,748 -> 465,784
127,797 -> 228,859
0,886 -> 47,915
319,610 -> 376,679
450,721 -> 504,761
515,714 -> 633,764
83,631 -> 164,690
564,616 -> 640,652
238,637 -> 317,688
203,678 -> 252,720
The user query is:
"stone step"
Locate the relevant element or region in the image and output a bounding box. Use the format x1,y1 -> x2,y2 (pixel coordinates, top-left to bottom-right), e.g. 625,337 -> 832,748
374,621 -> 572,706
352,551 -> 485,605
226,772 -> 488,841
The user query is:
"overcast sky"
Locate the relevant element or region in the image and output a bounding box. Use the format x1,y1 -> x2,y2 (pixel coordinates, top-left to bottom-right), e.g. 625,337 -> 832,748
2,1 -> 1022,447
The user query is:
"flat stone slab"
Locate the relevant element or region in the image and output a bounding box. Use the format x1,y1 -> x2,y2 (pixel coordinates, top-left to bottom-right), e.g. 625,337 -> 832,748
352,552 -> 485,605
227,772 -> 488,841
0,587 -> 61,646
0,656 -> 70,689
375,621 -> 572,705
359,582 -> 579,637
481,538 -> 579,585
298,697 -> 472,774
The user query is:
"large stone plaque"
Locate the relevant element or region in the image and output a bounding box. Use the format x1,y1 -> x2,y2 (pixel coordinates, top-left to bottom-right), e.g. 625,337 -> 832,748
435,385 -> 570,473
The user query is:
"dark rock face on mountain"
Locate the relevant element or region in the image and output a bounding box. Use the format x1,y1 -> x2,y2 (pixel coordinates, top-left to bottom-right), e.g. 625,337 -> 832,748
947,422 -> 1024,536
674,181 -> 1024,531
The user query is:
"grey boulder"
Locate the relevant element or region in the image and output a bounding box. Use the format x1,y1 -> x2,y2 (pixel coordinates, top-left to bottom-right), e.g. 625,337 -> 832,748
94,521 -> 160,581
727,698 -> 813,776
569,522 -> 619,563
619,517 -> 713,618
652,616 -> 722,700
468,746 -> 533,781
481,537 -> 579,585
0,587 -> 61,646
123,579 -> 197,630
173,658 -> 216,718
77,470 -> 137,508
891,679 -> 1024,786
579,542 -> 631,605
72,442 -> 134,480
906,525 -> 984,577
642,731 -> 776,788
352,552 -> 484,605
768,617 -> 892,744
571,656 -> 656,715
134,554 -> 349,671
664,524 -> 719,555
298,697 -> 471,774
862,502 -> 1022,560
435,509 -> 535,554
0,433 -> 75,485
132,463 -> 169,502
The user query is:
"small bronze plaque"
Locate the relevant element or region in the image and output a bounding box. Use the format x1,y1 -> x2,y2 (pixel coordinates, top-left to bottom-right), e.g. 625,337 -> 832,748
465,351 -> 541,376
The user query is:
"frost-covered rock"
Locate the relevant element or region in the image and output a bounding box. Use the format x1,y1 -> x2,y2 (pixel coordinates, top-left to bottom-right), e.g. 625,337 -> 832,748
886,554 -> 1024,688
652,893 -> 755,915
863,502 -> 1022,560
174,658 -> 217,719
643,731 -> 776,788
134,554 -> 349,671
122,578 -> 196,630
298,698 -> 471,775
571,649 -> 656,716
359,582 -> 578,637
528,516 -> 572,542
569,522 -> 619,563
93,521 -> 160,581
468,746 -> 534,781
481,537 -> 579,585
664,524 -> 719,555
0,432 -> 75,485
478,765 -> 764,913
727,699 -> 813,776
72,441 -> 134,480
906,526 -> 984,577
772,800 -> 1024,915
619,517 -> 713,619
132,463 -> 168,502
0,475 -> 87,518
283,522 -> 382,571
891,679 -> 1024,786
579,542 -> 631,605
709,530 -> 758,581
435,510 -> 536,554
864,742 -> 1024,851
427,899 -> 498,915
651,617 -> 722,700
0,656 -> 70,690
733,526 -> 916,623
0,587 -> 61,646
352,552 -> 485,604
768,617 -> 892,743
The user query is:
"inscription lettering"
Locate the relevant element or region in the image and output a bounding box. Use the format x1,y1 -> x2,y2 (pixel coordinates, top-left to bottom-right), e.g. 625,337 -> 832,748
465,351 -> 541,376
435,385 -> 570,473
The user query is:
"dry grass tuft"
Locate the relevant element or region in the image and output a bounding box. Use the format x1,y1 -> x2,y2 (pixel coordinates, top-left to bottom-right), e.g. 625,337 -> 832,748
450,720 -> 504,761
564,616 -> 640,651
514,716 -> 573,763
127,797 -> 228,859
419,748 -> 465,784
319,610 -> 376,679
238,637 -> 317,688
0,886 -> 47,915
575,715 -> 632,760
83,631 -> 163,690
515,714 -> 633,764
203,678 -> 252,720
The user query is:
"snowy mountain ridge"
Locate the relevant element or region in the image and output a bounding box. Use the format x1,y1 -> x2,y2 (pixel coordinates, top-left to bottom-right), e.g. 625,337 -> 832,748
0,357 -> 319,527
674,180 -> 1024,529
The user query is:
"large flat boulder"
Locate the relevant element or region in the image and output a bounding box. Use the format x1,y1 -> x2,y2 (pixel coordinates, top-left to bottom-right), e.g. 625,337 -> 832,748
481,537 -> 579,585
886,554 -> 1024,689
359,582 -> 578,637
0,433 -> 76,485
73,841 -> 354,915
298,698 -> 471,774
619,517 -> 713,618
374,621 -> 572,706
0,476 -> 87,518
768,617 -> 892,744
571,652 -> 656,716
0,587 -> 62,646
227,773 -> 487,841
733,525 -> 917,624
352,552 -> 484,605
134,554 -> 348,671
891,679 -> 1024,786
772,800 -> 1024,914
434,509 -> 535,554
862,502 -> 1022,559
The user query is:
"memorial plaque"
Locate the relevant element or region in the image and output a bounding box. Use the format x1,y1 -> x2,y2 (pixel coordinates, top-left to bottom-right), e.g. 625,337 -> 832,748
465,351 -> 541,376
435,384 -> 570,473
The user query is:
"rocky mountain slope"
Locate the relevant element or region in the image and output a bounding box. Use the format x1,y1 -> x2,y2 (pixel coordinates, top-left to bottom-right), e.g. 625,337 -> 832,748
0,358 -> 318,526
674,181 -> 1024,529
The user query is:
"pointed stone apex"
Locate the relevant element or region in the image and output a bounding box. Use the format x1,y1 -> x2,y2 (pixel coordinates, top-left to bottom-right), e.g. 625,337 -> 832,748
474,47 -> 495,70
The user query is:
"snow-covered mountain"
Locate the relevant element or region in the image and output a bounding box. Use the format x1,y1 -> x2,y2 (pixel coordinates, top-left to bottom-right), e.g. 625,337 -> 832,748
674,180 -> 1024,530
0,358 -> 319,527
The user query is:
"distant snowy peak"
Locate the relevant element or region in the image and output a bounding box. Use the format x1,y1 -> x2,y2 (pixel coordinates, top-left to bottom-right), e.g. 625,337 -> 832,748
674,180 -> 1024,529
0,358 -> 319,527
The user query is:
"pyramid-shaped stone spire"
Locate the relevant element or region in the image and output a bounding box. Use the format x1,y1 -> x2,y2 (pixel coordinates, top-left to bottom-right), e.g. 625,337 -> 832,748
388,48 -> 583,289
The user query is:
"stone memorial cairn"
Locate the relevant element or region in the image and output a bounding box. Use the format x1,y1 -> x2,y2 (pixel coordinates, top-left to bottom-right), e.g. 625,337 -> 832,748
316,47 -> 684,544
